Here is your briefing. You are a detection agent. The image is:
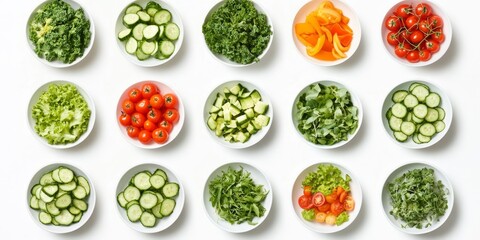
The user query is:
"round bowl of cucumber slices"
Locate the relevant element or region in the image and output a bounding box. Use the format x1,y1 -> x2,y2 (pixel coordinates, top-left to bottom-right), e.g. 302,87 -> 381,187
382,80 -> 452,149
203,80 -> 273,149
26,163 -> 95,233
115,0 -> 183,67
115,163 -> 184,233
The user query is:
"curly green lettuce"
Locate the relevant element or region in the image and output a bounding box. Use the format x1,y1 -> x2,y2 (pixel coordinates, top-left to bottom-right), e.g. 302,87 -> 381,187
32,83 -> 91,145
302,164 -> 351,196
29,0 -> 91,64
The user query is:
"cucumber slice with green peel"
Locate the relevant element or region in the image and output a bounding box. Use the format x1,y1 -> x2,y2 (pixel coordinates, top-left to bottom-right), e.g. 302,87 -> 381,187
159,40 -> 175,57
40,172 -> 55,186
68,206 -> 81,215
127,204 -> 143,222
434,120 -> 446,133
424,108 -> 439,122
139,191 -> 158,210
136,11 -> 151,23
77,176 -> 90,196
132,23 -> 147,41
419,123 -> 436,137
153,169 -> 168,181
394,131 -> 408,142
388,116 -> 402,132
140,41 -> 157,55
39,211 -> 52,224
143,25 -> 159,40
125,3 -> 142,14
117,192 -> 128,208
54,209 -> 75,226
149,175 -> 166,189
30,196 -> 40,210
151,203 -> 164,219
417,133 -> 431,143
118,28 -> 132,41
153,10 -> 172,25
403,94 -> 419,109
123,186 -> 141,202
413,104 -> 428,119
392,90 -> 408,103
165,23 -> 180,41
72,186 -> 87,200
73,212 -> 83,223
436,107 -> 445,121
73,199 -> 88,212
55,194 -> 72,209
125,37 -> 138,54
123,13 -> 140,27
400,121 -> 416,136
411,85 -> 430,102
162,182 -> 180,198
160,199 -> 176,216
133,172 -> 152,190
391,103 -> 407,118
425,93 -> 441,108
140,211 -> 157,227
136,48 -> 151,61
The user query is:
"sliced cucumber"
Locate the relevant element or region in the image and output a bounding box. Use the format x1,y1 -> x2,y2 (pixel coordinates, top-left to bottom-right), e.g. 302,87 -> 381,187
140,41 -> 157,55
162,183 -> 179,198
153,10 -> 172,25
143,25 -> 159,40
159,40 -> 175,57
125,37 -> 138,54
425,93 -> 441,108
160,199 -> 176,216
392,90 -> 408,103
123,13 -> 140,27
132,23 -> 147,41
140,212 -> 157,227
139,191 -> 158,209
165,23 -> 180,40
117,192 -> 128,208
118,28 -> 132,41
137,11 -> 151,23
123,186 -> 141,202
125,3 -> 142,14
39,211 -> 52,224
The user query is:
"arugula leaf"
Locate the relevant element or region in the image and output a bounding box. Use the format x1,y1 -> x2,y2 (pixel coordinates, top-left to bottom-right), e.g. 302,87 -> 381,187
208,166 -> 269,225
295,83 -> 358,145
32,83 -> 91,145
302,164 -> 351,196
388,168 -> 449,229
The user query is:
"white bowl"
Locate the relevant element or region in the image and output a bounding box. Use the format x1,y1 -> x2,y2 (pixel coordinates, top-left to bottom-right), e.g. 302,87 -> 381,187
115,0 -> 184,67
27,80 -> 96,149
116,80 -> 185,149
116,163 -> 185,233
291,162 -> 362,233
292,0 -> 361,66
202,0 -> 274,67
381,80 -> 452,149
26,163 -> 96,234
381,0 -> 452,67
381,162 -> 454,234
203,162 -> 273,233
291,80 -> 363,149
203,80 -> 273,149
26,0 -> 95,68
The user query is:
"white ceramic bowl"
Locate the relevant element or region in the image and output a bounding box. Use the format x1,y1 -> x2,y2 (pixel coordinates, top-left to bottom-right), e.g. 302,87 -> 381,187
291,162 -> 362,233
381,0 -> 452,67
27,80 -> 96,149
26,0 -> 95,68
291,80 -> 363,149
203,80 -> 273,149
115,0 -> 183,67
381,162 -> 454,234
203,162 -> 273,233
202,0 -> 274,67
292,0 -> 361,66
381,80 -> 452,149
116,163 -> 185,233
26,163 -> 96,233
116,80 -> 185,149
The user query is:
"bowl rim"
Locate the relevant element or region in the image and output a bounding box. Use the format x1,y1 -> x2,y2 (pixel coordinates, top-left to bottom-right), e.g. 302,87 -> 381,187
291,80 -> 363,149
26,162 -> 96,234
380,161 -> 454,234
25,0 -> 95,68
116,80 -> 185,149
291,161 -> 363,233
202,161 -> 273,233
203,80 -> 274,149
27,80 -> 96,149
115,162 -> 185,233
380,0 -> 452,67
114,0 -> 184,67
291,0 -> 362,66
380,80 -> 453,149
202,0 -> 274,67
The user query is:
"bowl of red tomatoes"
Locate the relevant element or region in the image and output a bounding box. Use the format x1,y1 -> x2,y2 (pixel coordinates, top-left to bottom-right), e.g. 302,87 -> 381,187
381,0 -> 451,66
116,80 -> 184,149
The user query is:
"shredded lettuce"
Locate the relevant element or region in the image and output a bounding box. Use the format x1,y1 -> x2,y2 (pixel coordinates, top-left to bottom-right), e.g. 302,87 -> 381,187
336,212 -> 349,225
302,164 -> 351,196
301,209 -> 316,221
32,83 -> 91,145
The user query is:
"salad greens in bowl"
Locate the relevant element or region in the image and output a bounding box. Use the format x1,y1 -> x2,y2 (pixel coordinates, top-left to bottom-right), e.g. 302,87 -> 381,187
28,80 -> 95,149
292,80 -> 362,149
26,0 -> 94,68
292,162 -> 362,233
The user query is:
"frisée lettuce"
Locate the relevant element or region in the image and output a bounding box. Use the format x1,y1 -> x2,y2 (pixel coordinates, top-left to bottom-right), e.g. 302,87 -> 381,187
32,83 -> 91,145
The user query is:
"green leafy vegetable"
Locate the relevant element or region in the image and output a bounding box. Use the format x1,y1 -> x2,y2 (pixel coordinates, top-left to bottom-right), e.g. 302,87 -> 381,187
29,0 -> 92,64
202,0 -> 272,64
32,83 -> 91,145
302,164 -> 351,196
295,83 -> 359,145
301,209 -> 316,221
208,166 -> 269,225
388,167 -> 449,229
336,212 -> 349,226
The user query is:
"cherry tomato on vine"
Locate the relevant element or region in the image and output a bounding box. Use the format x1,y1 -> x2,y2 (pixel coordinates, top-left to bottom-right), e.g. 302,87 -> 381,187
409,30 -> 425,44
429,15 -> 443,29
407,50 -> 420,63
415,3 -> 432,18
418,20 -> 430,33
405,15 -> 419,30
424,40 -> 440,53
141,83 -> 158,99
158,120 -> 173,133
385,15 -> 401,32
387,32 -> 400,46
119,112 -> 131,126
152,128 -> 169,144
149,94 -> 164,109
138,130 -> 152,144
126,126 -> 140,138
164,93 -> 179,109
128,87 -> 142,103
431,30 -> 445,43
419,49 -> 432,61
131,112 -> 146,128
395,4 -> 412,19
395,42 -> 411,58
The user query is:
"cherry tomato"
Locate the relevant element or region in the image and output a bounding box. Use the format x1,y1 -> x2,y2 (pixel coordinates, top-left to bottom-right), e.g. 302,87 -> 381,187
395,4 -> 412,19
409,30 -> 424,44
135,99 -> 150,115
399,30 -> 411,43
431,30 -> 445,43
141,83 -> 158,99
138,130 -> 152,144
339,191 -> 348,203
385,15 -> 401,32
419,49 -> 432,61
387,32 -> 400,46
131,112 -> 146,128
312,192 -> 326,207
407,50 -> 420,63
119,112 -> 131,126
424,40 -> 440,53
303,186 -> 312,197
149,94 -> 164,109
315,212 -> 327,223
317,202 -> 331,212
128,87 -> 142,103
344,195 -> 355,211
147,108 -> 162,123
164,93 -> 179,109
415,3 -> 432,18
418,20 -> 430,33
325,192 -> 338,204
395,42 -> 411,58
158,120 -> 173,133
126,126 -> 140,138
428,15 -> 443,29
144,119 -> 157,132
331,201 -> 345,216
163,109 -> 179,123
405,15 -> 419,30
152,128 -> 169,144
122,99 -> 135,115
298,195 -> 313,209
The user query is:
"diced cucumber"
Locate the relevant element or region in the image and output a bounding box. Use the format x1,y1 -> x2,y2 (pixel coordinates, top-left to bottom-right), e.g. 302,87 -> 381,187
254,101 -> 269,114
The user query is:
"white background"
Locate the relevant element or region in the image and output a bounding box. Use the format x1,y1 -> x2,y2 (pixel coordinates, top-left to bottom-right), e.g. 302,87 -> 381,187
1,0 -> 478,239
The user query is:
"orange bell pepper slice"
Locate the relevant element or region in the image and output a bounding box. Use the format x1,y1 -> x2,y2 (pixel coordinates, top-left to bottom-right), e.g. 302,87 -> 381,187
307,34 -> 326,56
